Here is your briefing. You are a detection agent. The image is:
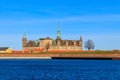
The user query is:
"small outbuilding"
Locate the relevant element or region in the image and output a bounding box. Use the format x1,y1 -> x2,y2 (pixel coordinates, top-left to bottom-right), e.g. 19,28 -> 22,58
0,47 -> 12,53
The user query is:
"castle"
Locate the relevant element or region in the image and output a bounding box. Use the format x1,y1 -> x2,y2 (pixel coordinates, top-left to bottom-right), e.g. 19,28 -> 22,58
22,25 -> 83,52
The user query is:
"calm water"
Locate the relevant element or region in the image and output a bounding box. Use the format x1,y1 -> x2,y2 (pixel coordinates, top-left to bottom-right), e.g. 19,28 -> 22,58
0,59 -> 120,80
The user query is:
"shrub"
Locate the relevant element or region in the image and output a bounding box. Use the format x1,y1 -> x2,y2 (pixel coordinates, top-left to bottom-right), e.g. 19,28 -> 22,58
113,49 -> 120,54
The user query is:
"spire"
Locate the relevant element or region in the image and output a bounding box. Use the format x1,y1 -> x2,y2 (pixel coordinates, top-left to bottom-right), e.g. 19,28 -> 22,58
57,23 -> 61,39
23,33 -> 26,39
80,36 -> 82,42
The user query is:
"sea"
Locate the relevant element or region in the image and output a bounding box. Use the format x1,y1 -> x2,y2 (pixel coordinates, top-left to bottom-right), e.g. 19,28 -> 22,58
0,59 -> 120,80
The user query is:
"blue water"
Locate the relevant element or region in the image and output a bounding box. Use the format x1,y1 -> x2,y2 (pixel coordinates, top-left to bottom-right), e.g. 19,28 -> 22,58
0,60 -> 120,80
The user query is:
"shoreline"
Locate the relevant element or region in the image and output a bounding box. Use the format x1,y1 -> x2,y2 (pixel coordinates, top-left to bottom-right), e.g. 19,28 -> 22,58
0,53 -> 120,60
0,57 -> 51,59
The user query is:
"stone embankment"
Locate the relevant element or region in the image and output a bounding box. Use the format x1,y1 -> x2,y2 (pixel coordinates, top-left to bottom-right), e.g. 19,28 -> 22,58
0,53 -> 120,59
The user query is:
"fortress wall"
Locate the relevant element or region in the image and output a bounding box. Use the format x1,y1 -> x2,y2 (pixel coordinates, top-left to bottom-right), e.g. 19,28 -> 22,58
23,47 -> 34,50
51,46 -> 82,50
0,53 -> 120,58
23,47 -> 42,51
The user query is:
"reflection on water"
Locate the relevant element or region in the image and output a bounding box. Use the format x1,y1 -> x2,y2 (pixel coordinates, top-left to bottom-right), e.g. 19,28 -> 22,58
0,59 -> 120,80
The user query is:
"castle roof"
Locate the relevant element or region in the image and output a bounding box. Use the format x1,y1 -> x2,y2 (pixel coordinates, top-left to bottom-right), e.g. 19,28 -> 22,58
39,37 -> 52,40
25,41 -> 39,47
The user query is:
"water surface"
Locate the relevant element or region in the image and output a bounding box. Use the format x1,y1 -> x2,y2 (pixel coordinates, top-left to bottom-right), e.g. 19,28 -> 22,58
0,59 -> 120,80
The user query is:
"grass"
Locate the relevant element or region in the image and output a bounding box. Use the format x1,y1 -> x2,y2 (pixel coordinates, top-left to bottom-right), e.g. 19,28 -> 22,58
30,50 -> 120,54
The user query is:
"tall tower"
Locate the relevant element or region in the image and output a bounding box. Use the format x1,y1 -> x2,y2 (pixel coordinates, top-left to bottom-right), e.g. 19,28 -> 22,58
22,33 -> 27,49
56,23 -> 61,46
57,23 -> 61,39
79,36 -> 83,50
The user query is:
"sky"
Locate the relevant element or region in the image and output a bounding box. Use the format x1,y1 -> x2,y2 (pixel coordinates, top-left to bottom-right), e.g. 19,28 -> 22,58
0,0 -> 120,50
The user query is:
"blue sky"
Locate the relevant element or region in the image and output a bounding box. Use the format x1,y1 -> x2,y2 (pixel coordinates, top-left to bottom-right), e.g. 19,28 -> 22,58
0,0 -> 120,50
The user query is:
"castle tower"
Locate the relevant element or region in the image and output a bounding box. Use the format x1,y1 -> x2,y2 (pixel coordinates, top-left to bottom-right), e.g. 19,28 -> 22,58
79,36 -> 83,50
56,23 -> 61,46
57,23 -> 61,39
66,40 -> 68,50
22,33 -> 27,49
74,40 -> 76,47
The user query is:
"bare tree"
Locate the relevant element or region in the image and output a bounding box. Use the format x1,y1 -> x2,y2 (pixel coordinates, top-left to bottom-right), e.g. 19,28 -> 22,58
45,42 -> 50,52
85,40 -> 95,51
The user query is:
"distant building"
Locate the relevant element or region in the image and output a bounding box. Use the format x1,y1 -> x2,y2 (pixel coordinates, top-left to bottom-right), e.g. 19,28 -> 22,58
22,25 -> 82,52
0,47 -> 12,53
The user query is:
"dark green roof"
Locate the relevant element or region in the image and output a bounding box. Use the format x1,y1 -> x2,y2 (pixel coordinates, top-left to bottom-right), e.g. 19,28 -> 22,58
0,47 -> 9,51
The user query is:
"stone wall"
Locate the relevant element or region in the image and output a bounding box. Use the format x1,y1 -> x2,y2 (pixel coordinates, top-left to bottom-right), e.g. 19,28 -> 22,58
0,53 -> 120,58
51,46 -> 82,50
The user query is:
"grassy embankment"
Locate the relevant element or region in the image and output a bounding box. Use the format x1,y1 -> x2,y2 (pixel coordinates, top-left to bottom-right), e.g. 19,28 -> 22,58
31,50 -> 120,54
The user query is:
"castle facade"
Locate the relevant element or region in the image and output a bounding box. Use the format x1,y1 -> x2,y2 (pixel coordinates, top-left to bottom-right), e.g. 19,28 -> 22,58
22,26 -> 82,52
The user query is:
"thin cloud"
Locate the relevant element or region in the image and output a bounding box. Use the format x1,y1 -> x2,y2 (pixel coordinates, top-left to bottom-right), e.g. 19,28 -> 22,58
0,14 -> 120,26
60,14 -> 120,22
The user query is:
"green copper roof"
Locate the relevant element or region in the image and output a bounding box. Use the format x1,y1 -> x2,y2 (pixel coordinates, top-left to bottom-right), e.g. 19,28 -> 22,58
23,33 -> 26,39
57,23 -> 61,39
34,40 -> 39,45
52,40 -> 56,46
